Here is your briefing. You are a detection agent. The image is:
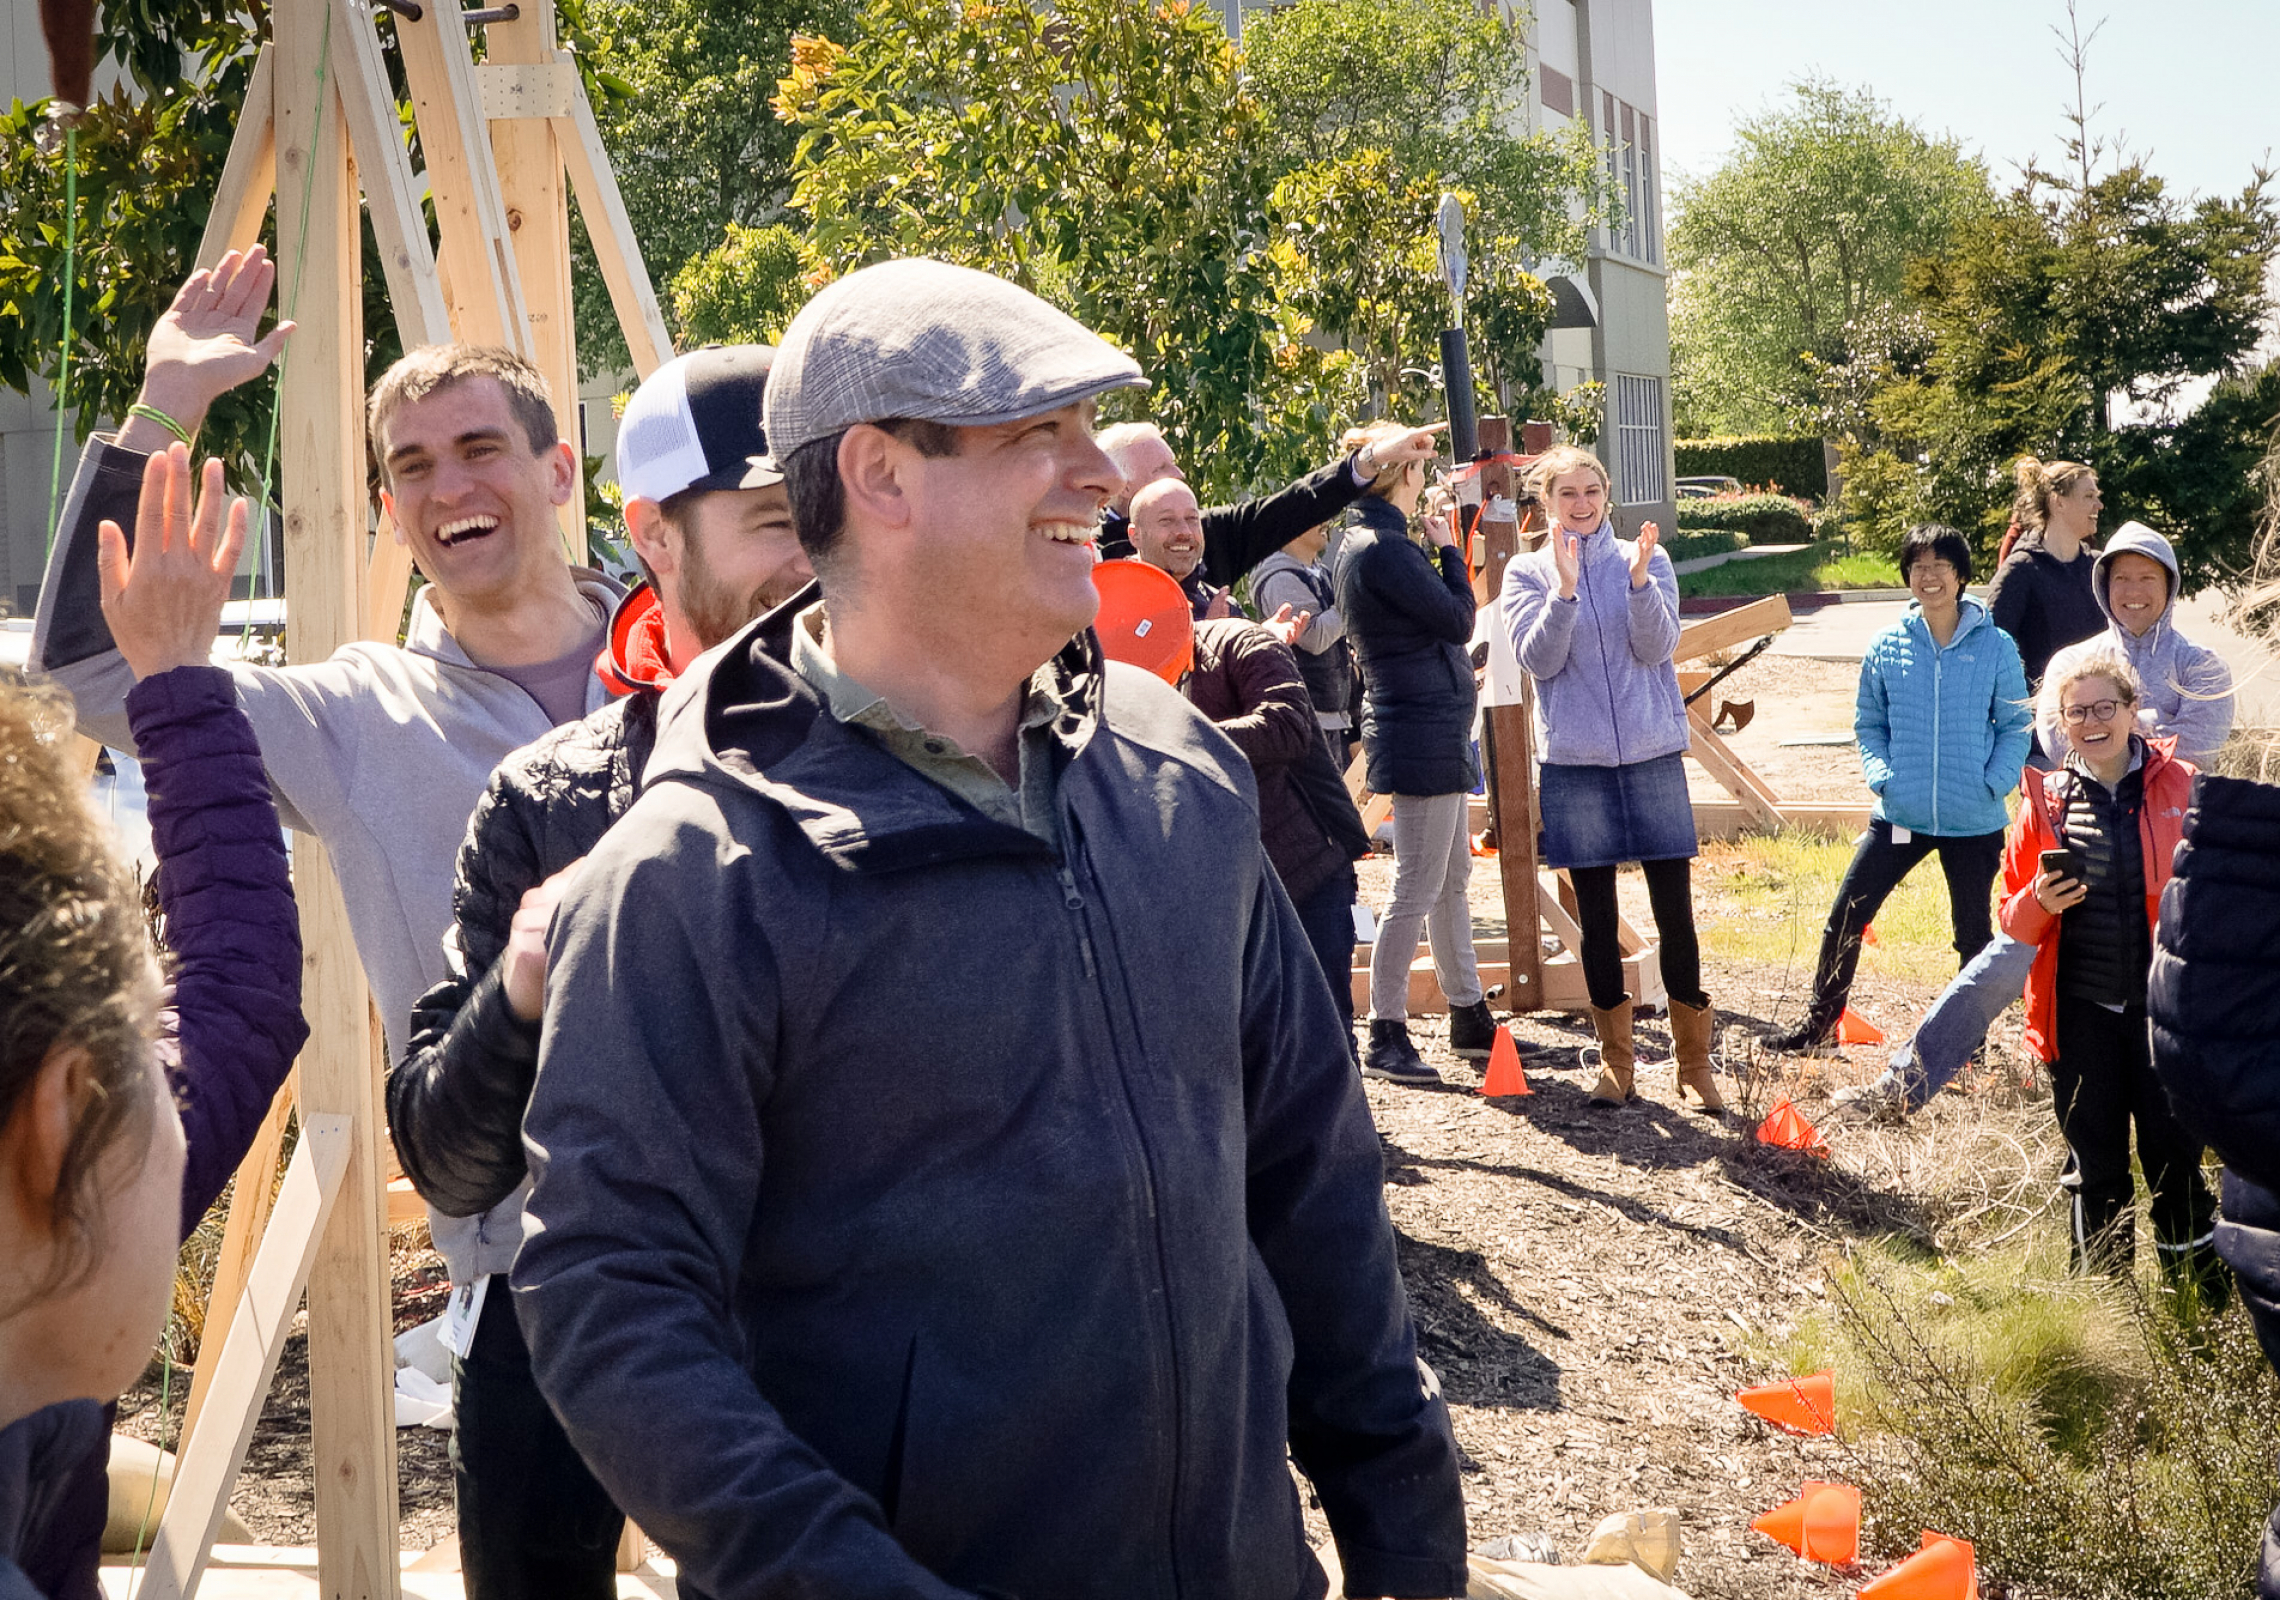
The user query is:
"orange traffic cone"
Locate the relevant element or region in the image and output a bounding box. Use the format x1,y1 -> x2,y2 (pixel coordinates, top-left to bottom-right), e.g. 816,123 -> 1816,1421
1756,1096 -> 1831,1158
1860,923 -> 1879,947
1736,1370 -> 1837,1435
1478,1026 -> 1533,1097
1835,1006 -> 1886,1045
1857,1531 -> 1974,1599
1471,830 -> 1498,857
1754,1481 -> 1862,1564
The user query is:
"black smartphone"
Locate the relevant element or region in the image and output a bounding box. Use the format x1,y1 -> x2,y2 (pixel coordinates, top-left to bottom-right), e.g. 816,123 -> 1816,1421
2039,846 -> 2083,882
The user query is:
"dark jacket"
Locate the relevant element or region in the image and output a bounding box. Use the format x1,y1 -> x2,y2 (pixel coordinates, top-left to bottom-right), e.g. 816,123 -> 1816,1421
1337,496 -> 1478,797
512,606 -> 1468,1600
1099,452 -> 1369,587
5,665 -> 306,1600
1185,619 -> 1366,903
1985,534 -> 2104,688
389,585 -> 669,1220
2148,772 -> 2280,1194
0,1403 -> 105,1600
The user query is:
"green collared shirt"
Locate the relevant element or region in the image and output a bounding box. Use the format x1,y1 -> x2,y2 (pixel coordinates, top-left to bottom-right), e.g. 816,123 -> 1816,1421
790,603 -> 1062,844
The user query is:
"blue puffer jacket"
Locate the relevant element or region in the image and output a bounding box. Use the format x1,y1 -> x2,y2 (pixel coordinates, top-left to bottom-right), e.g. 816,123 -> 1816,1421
1336,495 -> 1479,797
1501,521 -> 1688,768
1855,597 -> 2031,837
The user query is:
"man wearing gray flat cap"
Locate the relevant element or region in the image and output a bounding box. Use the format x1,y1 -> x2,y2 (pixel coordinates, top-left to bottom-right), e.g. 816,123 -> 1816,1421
514,258 -> 1469,1600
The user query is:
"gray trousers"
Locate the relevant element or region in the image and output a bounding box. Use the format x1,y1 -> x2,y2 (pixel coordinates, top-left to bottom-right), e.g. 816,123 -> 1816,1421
1369,791 -> 1484,1021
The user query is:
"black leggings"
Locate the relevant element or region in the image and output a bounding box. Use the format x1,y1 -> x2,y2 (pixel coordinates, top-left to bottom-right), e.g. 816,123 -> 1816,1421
1570,859 -> 1706,1012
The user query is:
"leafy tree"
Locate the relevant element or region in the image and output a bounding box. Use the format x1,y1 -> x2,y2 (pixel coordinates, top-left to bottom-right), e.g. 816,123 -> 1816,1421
571,0 -> 849,376
1832,163 -> 2277,585
776,0 -> 1307,499
0,9 -> 280,483
1667,80 -> 1991,436
1244,0 -> 1595,421
668,222 -> 820,346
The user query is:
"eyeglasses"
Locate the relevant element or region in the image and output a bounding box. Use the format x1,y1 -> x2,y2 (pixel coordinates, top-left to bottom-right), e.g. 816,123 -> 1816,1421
2061,699 -> 2124,725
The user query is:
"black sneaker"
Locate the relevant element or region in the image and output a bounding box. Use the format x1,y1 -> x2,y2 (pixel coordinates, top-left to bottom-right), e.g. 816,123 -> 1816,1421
1763,1017 -> 1836,1053
1447,1000 -> 1497,1060
1362,1020 -> 1442,1086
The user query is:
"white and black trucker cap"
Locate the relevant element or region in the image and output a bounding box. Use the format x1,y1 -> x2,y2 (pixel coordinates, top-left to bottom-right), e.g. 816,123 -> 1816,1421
615,344 -> 779,504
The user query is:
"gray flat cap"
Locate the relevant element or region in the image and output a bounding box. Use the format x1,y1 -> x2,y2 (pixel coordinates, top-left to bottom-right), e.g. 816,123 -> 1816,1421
761,259 -> 1147,460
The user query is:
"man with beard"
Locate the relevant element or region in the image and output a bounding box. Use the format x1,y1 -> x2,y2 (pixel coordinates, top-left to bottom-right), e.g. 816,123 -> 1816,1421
387,345 -> 808,1599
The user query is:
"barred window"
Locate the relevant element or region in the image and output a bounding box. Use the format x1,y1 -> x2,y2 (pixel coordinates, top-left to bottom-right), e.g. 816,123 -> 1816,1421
1612,374 -> 1666,506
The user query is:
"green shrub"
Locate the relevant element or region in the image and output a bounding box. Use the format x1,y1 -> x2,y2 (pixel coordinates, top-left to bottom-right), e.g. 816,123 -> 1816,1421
1659,527 -> 1748,564
1786,1238 -> 2280,1600
1675,435 -> 1831,498
1674,492 -> 1814,544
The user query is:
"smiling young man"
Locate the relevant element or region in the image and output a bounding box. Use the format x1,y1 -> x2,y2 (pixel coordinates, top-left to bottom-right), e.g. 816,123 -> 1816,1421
29,259 -> 630,1599
511,259 -> 1468,1600
382,345 -> 807,1600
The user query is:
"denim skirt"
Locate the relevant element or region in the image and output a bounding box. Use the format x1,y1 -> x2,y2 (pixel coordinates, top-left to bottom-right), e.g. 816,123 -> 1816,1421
1538,752 -> 1699,868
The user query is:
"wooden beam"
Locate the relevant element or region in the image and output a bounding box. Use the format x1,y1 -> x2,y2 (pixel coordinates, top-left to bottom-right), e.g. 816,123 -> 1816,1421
391,0 -> 529,351
1693,801 -> 1871,841
330,0 -> 449,349
1685,706 -> 1783,830
1673,594 -> 1792,664
179,1084 -> 294,1454
553,82 -> 673,381
365,515 -> 415,645
484,2 -> 585,559
272,2 -> 400,1584
1352,946 -> 1662,1015
136,1116 -> 351,1600
1472,417 -> 1545,1009
194,46 -> 275,271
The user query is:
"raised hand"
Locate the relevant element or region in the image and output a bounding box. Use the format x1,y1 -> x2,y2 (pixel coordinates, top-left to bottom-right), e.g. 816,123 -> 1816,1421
1357,420 -> 1449,481
1552,525 -> 1581,599
1628,521 -> 1660,589
96,445 -> 248,681
127,247 -> 297,450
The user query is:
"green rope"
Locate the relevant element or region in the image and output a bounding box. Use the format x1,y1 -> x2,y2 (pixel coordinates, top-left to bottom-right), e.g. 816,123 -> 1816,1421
43,125 -> 78,554
243,19 -> 334,646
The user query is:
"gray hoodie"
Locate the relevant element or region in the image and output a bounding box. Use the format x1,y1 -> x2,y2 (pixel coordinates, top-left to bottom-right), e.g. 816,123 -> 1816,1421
31,434 -> 622,1283
2036,521 -> 2234,764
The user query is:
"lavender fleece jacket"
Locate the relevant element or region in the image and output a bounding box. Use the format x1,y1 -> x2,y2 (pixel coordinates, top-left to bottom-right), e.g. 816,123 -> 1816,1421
1500,522 -> 1689,767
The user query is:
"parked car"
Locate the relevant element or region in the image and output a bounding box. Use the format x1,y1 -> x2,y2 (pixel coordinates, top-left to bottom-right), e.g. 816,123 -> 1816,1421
1675,476 -> 1743,500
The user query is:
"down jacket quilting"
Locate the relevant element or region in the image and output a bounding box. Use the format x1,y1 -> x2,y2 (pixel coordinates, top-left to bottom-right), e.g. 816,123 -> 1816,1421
1855,597 -> 2032,838
2148,772 -> 2280,1193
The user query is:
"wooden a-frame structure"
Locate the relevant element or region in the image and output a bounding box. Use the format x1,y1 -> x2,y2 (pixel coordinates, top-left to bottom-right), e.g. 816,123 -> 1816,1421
129,1 -> 671,1594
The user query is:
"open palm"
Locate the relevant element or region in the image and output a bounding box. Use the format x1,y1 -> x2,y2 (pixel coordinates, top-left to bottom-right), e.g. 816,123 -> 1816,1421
142,246 -> 296,416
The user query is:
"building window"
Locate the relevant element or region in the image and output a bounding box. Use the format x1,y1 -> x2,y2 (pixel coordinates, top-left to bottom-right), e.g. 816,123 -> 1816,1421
1539,64 -> 1573,118
1612,374 -> 1666,506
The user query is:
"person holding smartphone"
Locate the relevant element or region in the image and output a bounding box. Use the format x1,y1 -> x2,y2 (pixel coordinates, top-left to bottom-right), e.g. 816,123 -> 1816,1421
1997,650 -> 2223,1295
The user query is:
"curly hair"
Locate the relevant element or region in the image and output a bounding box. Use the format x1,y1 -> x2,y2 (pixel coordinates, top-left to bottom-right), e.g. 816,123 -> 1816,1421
0,672 -> 163,1305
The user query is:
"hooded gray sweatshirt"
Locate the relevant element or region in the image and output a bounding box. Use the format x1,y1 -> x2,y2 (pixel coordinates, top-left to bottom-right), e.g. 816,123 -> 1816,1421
32,433 -> 621,1283
2036,521 -> 2235,765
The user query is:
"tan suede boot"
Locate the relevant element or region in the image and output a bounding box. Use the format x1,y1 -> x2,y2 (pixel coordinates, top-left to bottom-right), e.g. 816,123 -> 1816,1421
1670,996 -> 1725,1112
1587,997 -> 1636,1107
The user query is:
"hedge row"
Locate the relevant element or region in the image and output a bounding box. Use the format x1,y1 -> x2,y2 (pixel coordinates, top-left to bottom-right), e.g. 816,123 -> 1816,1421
1659,527 -> 1748,564
1673,493 -> 1814,546
1675,435 -> 1830,500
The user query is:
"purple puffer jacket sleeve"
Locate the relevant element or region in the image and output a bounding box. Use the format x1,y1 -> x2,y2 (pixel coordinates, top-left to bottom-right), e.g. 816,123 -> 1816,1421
126,665 -> 308,1233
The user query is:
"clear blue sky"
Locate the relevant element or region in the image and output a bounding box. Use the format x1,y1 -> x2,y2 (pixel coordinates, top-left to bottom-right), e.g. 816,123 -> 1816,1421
1654,1 -> 2279,203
